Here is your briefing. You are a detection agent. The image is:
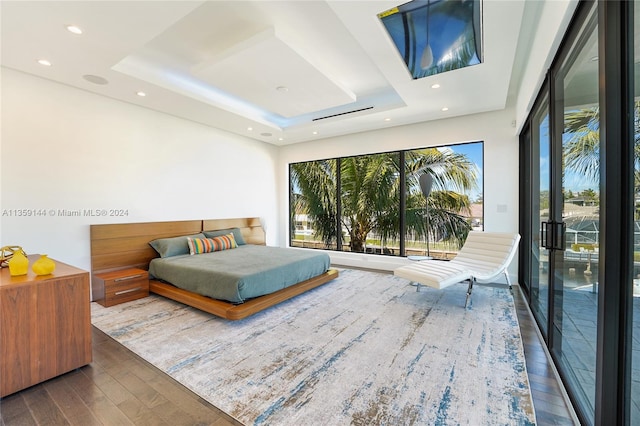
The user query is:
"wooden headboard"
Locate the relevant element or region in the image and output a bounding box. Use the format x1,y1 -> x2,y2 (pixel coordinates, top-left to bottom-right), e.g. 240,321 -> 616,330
90,217 -> 265,274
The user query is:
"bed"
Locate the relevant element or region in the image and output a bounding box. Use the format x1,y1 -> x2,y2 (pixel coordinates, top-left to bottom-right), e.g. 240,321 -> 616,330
90,218 -> 338,320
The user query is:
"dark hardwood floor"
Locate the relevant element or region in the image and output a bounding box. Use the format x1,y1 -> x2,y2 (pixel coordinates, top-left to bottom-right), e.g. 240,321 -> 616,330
512,286 -> 578,425
0,328 -> 242,426
1,285 -> 577,425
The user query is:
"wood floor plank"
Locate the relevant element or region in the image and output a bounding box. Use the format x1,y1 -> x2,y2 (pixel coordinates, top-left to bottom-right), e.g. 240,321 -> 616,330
524,361 -> 552,376
127,368 -> 219,425
115,398 -> 171,426
531,388 -> 575,410
112,370 -> 169,410
139,398 -> 203,426
0,393 -> 37,426
92,373 -> 136,406
141,371 -> 242,425
529,374 -> 565,396
44,376 -> 102,425
21,386 -> 70,425
63,367 -> 135,425
535,410 -> 577,426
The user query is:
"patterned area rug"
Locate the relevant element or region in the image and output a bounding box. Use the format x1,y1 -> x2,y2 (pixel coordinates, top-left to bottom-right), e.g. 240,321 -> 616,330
91,268 -> 536,425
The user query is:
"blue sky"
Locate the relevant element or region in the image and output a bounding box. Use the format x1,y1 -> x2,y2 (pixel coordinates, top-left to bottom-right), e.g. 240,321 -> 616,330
438,141 -> 483,202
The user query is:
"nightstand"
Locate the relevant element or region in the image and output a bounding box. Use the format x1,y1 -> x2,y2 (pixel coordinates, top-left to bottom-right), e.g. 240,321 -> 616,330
92,268 -> 149,307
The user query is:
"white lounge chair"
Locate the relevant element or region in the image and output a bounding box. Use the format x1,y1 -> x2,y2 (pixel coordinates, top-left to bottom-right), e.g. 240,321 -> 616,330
394,231 -> 521,307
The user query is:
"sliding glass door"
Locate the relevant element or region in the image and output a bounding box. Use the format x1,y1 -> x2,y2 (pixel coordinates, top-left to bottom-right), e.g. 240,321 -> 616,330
552,6 -> 599,417
520,2 -> 600,423
520,1 -> 640,423
529,94 -> 551,336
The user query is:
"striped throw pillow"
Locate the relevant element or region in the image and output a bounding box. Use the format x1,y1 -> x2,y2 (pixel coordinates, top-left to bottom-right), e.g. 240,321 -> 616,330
188,234 -> 237,255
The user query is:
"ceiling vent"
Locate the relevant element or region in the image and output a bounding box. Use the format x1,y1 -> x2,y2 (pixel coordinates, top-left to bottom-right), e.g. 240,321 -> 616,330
312,106 -> 374,121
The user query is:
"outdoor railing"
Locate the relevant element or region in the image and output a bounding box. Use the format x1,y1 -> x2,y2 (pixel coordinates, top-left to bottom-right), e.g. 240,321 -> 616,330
290,240 -> 457,260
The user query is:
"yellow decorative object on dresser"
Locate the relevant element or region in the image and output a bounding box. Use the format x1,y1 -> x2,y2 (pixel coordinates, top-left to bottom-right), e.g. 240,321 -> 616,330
7,249 -> 29,276
32,254 -> 56,275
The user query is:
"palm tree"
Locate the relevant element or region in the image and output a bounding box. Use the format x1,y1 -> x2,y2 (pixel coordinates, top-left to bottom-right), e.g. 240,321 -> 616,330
563,106 -> 601,186
563,102 -> 640,192
404,148 -> 478,249
340,153 -> 401,252
290,160 -> 337,249
290,147 -> 479,254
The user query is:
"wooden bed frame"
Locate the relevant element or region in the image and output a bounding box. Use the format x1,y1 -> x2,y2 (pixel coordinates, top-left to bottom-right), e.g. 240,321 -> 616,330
90,217 -> 338,320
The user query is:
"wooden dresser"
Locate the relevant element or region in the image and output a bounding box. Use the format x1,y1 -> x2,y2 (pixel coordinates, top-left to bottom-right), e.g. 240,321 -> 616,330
0,255 -> 92,397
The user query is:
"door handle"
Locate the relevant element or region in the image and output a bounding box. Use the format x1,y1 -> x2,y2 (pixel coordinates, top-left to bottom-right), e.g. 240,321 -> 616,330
540,221 -> 565,251
541,221 -> 552,249
553,222 -> 566,251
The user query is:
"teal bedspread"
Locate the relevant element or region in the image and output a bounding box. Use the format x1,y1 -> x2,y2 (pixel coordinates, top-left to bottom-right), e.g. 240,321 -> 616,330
148,245 -> 331,303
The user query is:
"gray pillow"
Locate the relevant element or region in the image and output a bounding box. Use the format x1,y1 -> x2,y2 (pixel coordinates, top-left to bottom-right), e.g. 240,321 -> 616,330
203,227 -> 246,245
149,233 -> 205,257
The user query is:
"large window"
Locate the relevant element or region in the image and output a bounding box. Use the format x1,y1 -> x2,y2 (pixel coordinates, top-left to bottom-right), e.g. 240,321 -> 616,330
289,142 -> 483,258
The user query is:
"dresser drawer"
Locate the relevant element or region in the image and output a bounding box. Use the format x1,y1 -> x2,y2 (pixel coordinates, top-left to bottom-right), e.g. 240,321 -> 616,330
93,269 -> 149,307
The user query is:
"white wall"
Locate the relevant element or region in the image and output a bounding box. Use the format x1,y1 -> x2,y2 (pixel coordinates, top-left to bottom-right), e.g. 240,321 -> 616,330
514,0 -> 578,130
1,68 -> 280,271
278,108 -> 520,279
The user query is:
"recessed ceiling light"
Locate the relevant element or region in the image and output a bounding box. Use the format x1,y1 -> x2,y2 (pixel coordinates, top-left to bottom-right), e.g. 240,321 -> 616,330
136,91 -> 146,97
66,25 -> 83,35
278,137 -> 284,141
441,107 -> 449,111
312,131 -> 318,135
82,74 -> 109,85
384,118 -> 391,122
276,86 -> 289,92
247,127 -> 253,131
37,59 -> 51,66
431,83 -> 441,89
